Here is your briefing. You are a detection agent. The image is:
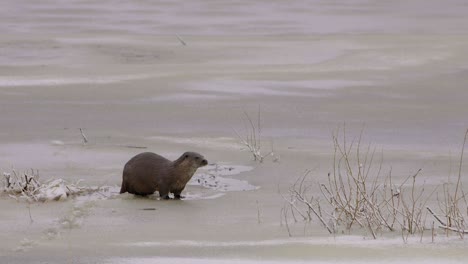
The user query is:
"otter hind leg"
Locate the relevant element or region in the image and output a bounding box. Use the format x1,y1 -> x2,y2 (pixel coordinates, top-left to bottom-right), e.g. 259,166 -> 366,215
120,181 -> 127,194
158,186 -> 170,200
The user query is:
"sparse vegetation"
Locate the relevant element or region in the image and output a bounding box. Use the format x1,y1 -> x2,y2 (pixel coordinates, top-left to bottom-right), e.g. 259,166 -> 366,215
233,109 -> 279,163
429,129 -> 468,237
282,128 -> 468,241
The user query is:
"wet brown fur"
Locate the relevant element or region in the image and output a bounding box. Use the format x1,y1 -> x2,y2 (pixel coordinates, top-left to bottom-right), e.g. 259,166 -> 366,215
120,152 -> 207,199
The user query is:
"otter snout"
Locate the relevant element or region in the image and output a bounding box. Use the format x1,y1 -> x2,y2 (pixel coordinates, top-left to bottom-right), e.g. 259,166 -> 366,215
201,159 -> 208,166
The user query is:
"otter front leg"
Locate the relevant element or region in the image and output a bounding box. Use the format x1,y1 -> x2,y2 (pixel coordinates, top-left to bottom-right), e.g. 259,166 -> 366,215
173,188 -> 185,200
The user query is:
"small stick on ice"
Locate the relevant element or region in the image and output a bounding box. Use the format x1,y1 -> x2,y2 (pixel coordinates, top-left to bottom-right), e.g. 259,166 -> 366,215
120,145 -> 147,149
427,206 -> 468,234
176,34 -> 187,46
256,200 -> 262,224
426,206 -> 447,226
27,202 -> 34,224
79,128 -> 88,145
432,221 -> 435,243
141,208 -> 156,211
439,226 -> 468,234
282,207 -> 292,237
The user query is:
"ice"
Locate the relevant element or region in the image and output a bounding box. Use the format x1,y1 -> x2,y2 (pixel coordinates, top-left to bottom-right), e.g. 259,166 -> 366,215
0,74 -> 151,87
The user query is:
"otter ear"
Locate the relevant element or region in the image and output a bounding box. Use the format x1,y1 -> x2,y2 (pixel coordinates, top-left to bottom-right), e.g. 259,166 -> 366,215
184,154 -> 189,159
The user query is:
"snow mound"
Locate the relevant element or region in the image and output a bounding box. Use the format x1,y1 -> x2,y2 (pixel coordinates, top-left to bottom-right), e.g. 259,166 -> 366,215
2,170 -> 107,202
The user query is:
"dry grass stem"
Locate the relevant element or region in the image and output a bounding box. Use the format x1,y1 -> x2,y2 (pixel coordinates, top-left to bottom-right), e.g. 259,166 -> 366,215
234,109 -> 278,163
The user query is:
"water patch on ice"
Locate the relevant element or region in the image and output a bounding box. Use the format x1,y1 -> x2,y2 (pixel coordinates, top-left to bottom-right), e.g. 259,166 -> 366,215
104,257 -> 466,264
0,74 -> 151,87
189,174 -> 257,192
190,164 -> 258,192
103,258 -> 306,264
50,140 -> 65,146
203,164 -> 254,176
316,49 -> 452,72
56,37 -> 140,45
13,238 -> 37,252
122,235 -> 468,248
140,93 -> 233,102
186,79 -> 372,98
113,236 -> 468,264
181,192 -> 226,200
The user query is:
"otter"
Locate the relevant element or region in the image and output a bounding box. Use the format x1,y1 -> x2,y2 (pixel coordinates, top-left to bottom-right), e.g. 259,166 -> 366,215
120,151 -> 208,199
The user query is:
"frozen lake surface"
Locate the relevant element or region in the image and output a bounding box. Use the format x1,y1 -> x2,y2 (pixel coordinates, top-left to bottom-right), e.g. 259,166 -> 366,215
1,0 -> 468,263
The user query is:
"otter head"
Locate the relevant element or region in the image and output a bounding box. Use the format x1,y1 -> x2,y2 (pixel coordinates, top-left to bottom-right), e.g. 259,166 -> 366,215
173,152 -> 208,182
179,151 -> 208,168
